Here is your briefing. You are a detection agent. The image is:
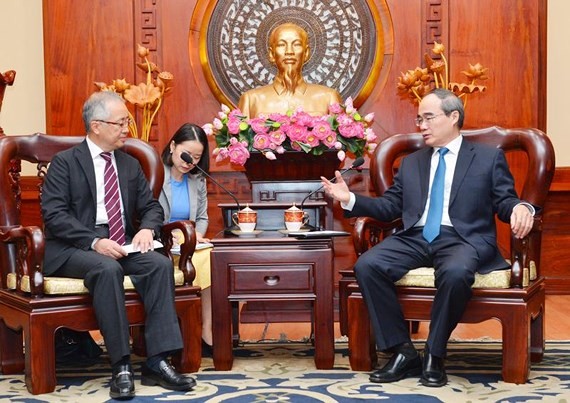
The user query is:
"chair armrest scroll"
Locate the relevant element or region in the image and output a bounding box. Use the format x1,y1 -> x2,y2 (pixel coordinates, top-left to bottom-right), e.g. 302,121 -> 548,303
352,216 -> 402,256
509,216 -> 542,288
0,225 -> 45,296
160,220 -> 197,285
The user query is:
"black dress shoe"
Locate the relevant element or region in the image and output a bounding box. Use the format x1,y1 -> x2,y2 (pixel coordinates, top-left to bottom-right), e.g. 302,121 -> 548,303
369,352 -> 422,383
109,363 -> 135,400
420,349 -> 447,387
141,360 -> 196,391
202,339 -> 213,358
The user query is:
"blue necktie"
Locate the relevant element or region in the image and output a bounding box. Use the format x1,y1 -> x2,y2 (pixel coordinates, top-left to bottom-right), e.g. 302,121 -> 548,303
423,148 -> 449,243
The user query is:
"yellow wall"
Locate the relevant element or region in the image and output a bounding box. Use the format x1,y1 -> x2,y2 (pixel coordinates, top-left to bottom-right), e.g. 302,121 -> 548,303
547,0 -> 569,166
0,0 -> 568,166
0,0 -> 45,135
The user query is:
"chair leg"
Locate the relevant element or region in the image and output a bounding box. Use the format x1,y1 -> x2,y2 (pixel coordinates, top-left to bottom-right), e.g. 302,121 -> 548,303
131,326 -> 146,357
25,321 -> 57,394
500,306 -> 530,384
530,292 -> 545,363
408,320 -> 420,334
231,301 -> 240,347
338,273 -> 354,336
0,321 -> 24,374
172,298 -> 202,373
347,294 -> 376,371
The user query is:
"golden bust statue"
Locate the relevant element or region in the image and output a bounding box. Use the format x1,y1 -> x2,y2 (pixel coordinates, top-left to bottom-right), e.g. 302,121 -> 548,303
238,23 -> 341,118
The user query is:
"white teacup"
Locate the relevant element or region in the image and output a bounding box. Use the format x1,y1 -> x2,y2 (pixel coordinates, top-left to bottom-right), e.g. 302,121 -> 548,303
284,204 -> 309,232
232,204 -> 257,233
285,221 -> 304,232
237,222 -> 256,233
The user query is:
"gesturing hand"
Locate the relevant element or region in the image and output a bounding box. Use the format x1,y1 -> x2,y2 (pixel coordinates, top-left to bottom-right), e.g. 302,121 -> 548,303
320,171 -> 351,204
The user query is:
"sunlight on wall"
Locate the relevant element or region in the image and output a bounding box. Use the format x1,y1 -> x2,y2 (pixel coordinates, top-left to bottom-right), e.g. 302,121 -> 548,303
547,0 -> 570,166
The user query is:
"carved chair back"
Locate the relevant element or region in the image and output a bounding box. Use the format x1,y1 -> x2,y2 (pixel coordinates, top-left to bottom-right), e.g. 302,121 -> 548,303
0,133 -> 164,290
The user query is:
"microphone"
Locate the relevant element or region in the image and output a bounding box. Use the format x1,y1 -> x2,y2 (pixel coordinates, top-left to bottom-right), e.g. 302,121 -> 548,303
180,152 -> 241,233
299,157 -> 365,223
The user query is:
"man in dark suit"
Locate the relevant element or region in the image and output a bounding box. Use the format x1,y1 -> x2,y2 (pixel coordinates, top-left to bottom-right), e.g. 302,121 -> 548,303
41,91 -> 196,399
321,88 -> 534,387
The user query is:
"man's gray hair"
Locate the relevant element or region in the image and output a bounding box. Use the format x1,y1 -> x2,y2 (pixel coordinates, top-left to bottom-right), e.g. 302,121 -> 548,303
428,88 -> 465,129
82,91 -> 124,133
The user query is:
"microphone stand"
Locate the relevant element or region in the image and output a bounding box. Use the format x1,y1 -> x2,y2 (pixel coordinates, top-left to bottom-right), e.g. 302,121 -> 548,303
180,152 -> 241,234
299,158 -> 365,225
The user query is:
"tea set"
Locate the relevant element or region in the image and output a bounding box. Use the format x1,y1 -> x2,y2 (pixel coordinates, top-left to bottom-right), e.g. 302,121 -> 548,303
231,203 -> 309,234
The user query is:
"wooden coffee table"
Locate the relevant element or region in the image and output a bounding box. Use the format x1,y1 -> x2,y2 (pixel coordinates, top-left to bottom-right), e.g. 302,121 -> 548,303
210,230 -> 335,370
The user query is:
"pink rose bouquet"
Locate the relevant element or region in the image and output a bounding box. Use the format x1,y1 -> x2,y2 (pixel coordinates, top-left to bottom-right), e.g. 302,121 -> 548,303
202,98 -> 377,166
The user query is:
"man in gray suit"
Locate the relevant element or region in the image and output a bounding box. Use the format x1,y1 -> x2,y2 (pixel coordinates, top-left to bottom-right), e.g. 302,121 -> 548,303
322,89 -> 534,387
41,91 -> 195,399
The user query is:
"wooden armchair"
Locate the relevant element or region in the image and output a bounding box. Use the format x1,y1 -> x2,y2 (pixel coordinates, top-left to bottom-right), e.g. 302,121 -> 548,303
0,134 -> 202,394
339,127 -> 555,384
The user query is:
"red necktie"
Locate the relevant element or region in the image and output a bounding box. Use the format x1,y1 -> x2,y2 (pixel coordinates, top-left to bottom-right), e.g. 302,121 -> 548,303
100,152 -> 126,245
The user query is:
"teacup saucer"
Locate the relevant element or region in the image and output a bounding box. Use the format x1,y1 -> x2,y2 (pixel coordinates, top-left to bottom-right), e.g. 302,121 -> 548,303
278,228 -> 311,234
231,229 -> 263,236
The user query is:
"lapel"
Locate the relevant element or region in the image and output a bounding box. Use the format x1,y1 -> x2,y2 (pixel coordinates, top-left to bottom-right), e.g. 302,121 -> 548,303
450,139 -> 475,206
75,140 -> 97,204
163,163 -> 173,208
417,147 -> 433,204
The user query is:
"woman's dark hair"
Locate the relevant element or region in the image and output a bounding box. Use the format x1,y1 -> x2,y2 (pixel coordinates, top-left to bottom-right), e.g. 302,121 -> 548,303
161,123 -> 210,174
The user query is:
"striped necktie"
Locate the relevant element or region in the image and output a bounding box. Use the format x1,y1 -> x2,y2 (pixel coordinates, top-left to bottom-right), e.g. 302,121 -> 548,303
422,147 -> 449,243
100,152 -> 126,245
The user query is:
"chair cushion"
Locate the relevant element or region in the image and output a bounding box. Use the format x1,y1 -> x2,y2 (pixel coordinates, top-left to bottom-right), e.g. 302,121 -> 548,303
395,261 -> 536,289
7,269 -> 185,295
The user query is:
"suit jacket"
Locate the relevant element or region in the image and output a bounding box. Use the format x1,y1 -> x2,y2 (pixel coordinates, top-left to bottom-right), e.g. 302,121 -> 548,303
349,138 -> 523,273
41,140 -> 164,275
159,164 -> 209,235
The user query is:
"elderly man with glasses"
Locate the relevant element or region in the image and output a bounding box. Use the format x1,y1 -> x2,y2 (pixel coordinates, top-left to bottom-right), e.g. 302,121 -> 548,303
321,88 -> 535,387
41,91 -> 196,399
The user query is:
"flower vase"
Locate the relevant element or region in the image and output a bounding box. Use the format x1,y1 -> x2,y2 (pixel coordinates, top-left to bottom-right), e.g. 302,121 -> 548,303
243,150 -> 341,182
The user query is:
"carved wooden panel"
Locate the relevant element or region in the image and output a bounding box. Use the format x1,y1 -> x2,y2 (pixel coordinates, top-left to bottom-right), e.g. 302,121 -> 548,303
421,0 -> 449,61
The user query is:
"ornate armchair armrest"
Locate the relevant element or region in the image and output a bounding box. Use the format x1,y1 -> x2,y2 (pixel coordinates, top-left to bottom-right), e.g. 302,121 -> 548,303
0,225 -> 45,296
509,215 -> 543,288
160,220 -> 197,285
352,216 -> 403,256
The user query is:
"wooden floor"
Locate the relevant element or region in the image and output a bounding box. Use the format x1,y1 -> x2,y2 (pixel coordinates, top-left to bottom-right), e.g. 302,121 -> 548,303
239,295 -> 570,342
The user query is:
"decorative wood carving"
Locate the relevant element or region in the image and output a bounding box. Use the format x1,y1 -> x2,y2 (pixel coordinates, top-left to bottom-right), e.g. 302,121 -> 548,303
134,0 -> 160,142
0,70 -> 16,134
422,0 -> 448,62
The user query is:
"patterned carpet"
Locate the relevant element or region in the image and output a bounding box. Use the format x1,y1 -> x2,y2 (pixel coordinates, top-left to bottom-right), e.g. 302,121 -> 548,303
1,341 -> 570,402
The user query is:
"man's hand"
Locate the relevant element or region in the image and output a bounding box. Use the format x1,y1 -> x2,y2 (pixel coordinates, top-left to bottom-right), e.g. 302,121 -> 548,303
93,238 -> 127,259
321,171 -> 351,204
131,228 -> 155,253
510,204 -> 534,239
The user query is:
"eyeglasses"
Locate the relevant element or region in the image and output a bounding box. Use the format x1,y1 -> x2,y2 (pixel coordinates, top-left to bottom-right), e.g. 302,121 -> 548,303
95,117 -> 132,128
415,113 -> 446,127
